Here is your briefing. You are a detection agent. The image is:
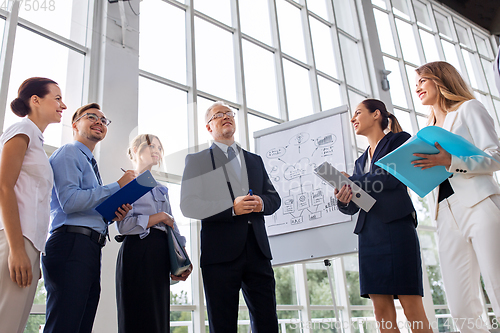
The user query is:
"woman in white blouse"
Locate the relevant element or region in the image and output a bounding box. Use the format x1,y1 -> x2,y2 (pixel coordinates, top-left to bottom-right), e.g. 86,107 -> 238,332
0,77 -> 66,332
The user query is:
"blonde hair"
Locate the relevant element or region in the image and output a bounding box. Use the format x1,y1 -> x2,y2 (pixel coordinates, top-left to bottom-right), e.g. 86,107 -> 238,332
415,61 -> 475,125
127,134 -> 163,165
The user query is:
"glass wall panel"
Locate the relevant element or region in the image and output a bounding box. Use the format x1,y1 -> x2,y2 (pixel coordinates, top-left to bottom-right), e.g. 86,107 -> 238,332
25,314 -> 45,333
340,35 -> 367,93
455,24 -> 471,48
18,0 -> 89,45
440,39 -> 461,72
275,265 -> 298,305
371,0 -> 387,10
411,193 -> 433,226
248,113 -> 279,153
310,17 -> 338,78
343,255 -> 371,306
348,90 -> 368,150
419,29 -> 441,63
383,57 -> 408,108
332,0 -> 357,37
306,261 -> 335,305
194,0 -> 231,26
282,59 -> 314,121
239,0 -> 273,46
474,34 -> 494,58
317,76 -> 342,111
391,0 -> 410,20
138,77 -> 188,167
140,0 -> 186,84
276,0 -> 307,63
434,12 -> 452,39
242,40 -> 280,118
195,18 -> 236,102
4,27 -> 84,148
306,0 -> 329,21
406,64 -> 429,115
395,19 -> 420,65
461,49 -> 482,90
373,9 -> 397,57
474,91 -> 500,133
413,1 -> 431,30
393,108 -> 413,134
416,114 -> 428,130
418,230 -> 447,306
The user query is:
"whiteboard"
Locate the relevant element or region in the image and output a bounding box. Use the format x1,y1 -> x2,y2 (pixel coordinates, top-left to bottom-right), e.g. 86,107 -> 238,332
254,105 -> 358,266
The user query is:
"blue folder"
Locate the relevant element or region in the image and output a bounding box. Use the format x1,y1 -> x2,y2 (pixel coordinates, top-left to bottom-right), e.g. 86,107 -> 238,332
375,126 -> 496,198
95,170 -> 157,221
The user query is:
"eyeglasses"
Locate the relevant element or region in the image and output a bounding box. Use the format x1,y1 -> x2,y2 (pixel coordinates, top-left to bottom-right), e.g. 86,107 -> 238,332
207,111 -> 235,124
73,113 -> 112,126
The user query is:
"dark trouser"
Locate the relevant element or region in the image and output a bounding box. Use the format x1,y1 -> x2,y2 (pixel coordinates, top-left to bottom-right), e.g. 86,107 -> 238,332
116,228 -> 171,333
202,225 -> 278,333
42,232 -> 102,333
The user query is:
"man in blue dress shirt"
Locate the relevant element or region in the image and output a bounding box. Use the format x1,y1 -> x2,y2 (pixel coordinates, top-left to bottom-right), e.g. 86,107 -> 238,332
42,103 -> 135,333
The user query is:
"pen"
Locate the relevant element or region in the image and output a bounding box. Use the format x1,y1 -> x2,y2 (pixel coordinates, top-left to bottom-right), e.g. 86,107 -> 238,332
121,168 -> 126,172
248,189 -> 253,196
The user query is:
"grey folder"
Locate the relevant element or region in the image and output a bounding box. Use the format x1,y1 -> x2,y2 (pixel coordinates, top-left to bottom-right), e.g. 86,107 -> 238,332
314,161 -> 376,212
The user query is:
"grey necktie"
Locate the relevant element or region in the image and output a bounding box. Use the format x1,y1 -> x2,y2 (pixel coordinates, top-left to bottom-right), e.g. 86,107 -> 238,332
227,146 -> 241,180
91,157 -> 103,186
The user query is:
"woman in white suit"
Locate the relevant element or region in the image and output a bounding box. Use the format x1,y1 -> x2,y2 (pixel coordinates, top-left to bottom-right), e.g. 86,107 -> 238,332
413,61 -> 500,333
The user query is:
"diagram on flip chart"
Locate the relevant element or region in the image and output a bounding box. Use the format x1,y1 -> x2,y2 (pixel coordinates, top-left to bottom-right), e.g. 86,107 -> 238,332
257,113 -> 351,237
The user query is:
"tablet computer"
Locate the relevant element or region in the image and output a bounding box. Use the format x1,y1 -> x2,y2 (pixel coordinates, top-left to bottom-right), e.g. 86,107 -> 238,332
314,161 -> 376,212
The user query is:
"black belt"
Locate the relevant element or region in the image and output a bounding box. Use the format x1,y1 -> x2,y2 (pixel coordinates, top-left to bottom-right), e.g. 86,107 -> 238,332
438,178 -> 454,203
53,225 -> 107,246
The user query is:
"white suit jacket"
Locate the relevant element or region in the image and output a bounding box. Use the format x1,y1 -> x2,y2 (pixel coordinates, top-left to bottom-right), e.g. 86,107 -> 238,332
430,99 -> 500,219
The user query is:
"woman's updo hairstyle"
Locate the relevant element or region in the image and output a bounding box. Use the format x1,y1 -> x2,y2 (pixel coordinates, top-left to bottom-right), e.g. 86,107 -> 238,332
128,134 -> 164,166
10,77 -> 57,117
360,99 -> 403,133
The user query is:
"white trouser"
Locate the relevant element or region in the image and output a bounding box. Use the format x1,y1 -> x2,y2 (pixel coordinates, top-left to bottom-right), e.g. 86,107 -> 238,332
0,230 -> 40,333
436,194 -> 500,333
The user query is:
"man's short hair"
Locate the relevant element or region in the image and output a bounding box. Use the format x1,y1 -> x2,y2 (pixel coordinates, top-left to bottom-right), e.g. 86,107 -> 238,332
72,103 -> 101,123
205,101 -> 230,124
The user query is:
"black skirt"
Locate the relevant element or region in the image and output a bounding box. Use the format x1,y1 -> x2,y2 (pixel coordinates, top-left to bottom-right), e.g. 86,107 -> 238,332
358,214 -> 423,298
116,228 -> 171,333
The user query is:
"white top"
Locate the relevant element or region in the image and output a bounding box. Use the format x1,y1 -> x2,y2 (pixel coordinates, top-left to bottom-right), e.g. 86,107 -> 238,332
0,118 -> 53,253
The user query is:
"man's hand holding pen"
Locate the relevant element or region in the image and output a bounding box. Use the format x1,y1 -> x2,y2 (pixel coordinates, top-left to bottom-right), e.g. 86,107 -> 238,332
117,168 -> 137,188
233,190 -> 263,215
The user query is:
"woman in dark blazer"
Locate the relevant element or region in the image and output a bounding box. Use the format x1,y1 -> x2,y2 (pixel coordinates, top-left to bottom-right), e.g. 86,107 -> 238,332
335,99 -> 432,333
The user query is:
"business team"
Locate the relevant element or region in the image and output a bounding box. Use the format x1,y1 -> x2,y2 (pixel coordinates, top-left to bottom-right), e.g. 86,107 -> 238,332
1,57 -> 500,332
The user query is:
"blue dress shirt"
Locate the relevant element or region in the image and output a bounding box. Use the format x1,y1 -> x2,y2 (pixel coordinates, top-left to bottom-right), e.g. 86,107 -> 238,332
49,141 -> 120,234
116,185 -> 186,247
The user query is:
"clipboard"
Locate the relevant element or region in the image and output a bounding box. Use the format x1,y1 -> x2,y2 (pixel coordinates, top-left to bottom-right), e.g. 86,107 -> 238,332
95,170 -> 157,221
314,162 -> 376,212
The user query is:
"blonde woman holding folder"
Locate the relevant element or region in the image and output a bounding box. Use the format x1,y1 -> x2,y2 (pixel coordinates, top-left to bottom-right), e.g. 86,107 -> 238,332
115,134 -> 192,333
336,99 -> 432,333
413,61 -> 500,332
